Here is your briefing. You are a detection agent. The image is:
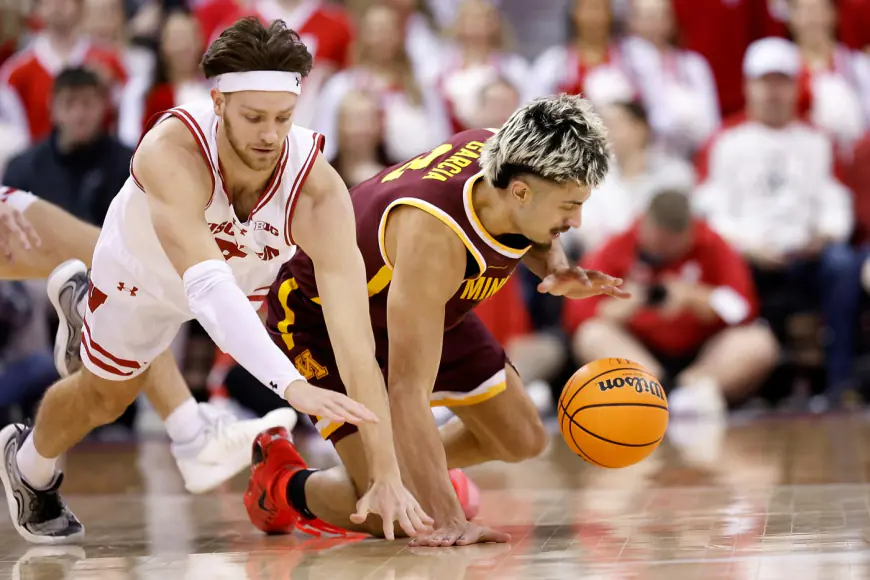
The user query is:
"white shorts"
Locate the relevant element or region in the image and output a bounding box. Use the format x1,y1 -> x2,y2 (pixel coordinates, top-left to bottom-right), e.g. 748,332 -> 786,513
79,231 -> 190,381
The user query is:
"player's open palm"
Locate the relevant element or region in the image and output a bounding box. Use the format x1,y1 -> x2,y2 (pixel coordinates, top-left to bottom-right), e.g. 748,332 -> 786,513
283,380 -> 379,425
408,520 -> 511,547
538,267 -> 630,300
350,476 -> 434,540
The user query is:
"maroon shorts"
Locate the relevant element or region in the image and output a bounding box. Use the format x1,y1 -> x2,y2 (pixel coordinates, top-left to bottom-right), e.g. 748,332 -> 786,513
266,287 -> 509,443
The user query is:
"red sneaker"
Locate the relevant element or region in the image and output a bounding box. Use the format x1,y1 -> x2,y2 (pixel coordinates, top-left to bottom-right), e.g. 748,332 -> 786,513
449,469 -> 480,521
244,426 -> 349,537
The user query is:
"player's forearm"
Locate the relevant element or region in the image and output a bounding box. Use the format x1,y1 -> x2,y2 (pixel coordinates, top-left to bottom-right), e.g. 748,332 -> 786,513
390,388 -> 465,523
387,302 -> 464,523
314,265 -> 400,477
183,259 -> 305,397
522,239 -> 571,279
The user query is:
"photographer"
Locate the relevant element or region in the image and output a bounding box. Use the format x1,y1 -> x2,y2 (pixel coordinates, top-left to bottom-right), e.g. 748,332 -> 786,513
565,190 -> 780,416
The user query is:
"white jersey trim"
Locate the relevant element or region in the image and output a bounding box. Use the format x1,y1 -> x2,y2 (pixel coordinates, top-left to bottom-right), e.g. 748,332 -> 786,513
283,133 -> 324,246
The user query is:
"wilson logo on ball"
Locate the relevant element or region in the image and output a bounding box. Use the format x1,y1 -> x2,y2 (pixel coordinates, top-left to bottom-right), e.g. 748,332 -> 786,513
597,376 -> 665,400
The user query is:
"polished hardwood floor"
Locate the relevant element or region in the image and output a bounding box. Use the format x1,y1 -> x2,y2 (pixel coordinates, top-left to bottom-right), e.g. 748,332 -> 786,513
3,412 -> 870,579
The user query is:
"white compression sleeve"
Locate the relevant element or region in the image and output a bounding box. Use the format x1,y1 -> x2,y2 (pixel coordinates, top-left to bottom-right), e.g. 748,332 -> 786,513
183,259 -> 304,397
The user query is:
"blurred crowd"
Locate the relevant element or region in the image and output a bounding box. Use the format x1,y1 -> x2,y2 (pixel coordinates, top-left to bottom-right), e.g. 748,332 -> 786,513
3,0 -> 870,434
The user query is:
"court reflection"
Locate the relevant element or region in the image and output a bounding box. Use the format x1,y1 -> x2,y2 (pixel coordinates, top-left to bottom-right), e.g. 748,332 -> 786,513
3,416 -> 870,579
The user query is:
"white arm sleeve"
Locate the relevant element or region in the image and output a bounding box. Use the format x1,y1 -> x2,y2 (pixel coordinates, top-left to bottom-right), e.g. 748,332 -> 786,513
183,259 -> 304,397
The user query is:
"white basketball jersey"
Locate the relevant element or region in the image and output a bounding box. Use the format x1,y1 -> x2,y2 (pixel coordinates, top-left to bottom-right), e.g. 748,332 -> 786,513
100,99 -> 324,314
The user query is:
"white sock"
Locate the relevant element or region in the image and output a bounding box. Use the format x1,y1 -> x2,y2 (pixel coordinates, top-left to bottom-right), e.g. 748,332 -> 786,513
16,433 -> 58,490
164,397 -> 206,444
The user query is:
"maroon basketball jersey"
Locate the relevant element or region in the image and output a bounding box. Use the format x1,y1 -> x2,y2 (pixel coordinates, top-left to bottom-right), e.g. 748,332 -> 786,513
277,128 -> 532,330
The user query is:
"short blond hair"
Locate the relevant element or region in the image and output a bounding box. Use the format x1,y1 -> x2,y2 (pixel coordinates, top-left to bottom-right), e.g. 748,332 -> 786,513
480,93 -> 611,189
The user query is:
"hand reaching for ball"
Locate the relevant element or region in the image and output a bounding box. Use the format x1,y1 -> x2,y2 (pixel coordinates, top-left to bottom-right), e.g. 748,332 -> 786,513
538,267 -> 631,300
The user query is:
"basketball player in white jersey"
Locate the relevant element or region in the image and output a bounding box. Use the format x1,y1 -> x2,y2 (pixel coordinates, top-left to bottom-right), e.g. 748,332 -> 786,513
0,18 -> 431,544
0,185 -> 300,496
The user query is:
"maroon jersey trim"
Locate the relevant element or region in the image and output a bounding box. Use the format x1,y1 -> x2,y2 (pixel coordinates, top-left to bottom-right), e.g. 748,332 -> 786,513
376,197 -> 488,278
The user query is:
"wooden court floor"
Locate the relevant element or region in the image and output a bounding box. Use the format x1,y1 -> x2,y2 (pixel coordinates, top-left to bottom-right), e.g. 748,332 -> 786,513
4,413 -> 870,579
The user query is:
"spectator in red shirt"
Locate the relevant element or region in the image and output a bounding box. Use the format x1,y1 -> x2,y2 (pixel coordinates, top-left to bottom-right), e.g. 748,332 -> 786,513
566,190 -> 779,417
0,0 -> 126,145
117,10 -> 210,147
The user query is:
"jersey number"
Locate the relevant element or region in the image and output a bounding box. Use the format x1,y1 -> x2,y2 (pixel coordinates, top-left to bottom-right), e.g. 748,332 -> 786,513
381,144 -> 452,183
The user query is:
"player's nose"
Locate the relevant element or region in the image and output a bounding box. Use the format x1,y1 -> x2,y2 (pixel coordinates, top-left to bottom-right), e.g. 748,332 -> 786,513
259,128 -> 279,145
566,211 -> 582,229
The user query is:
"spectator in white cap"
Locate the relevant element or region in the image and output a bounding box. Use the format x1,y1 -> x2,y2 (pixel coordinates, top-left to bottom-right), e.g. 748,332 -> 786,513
693,37 -> 861,407
741,37 -> 802,129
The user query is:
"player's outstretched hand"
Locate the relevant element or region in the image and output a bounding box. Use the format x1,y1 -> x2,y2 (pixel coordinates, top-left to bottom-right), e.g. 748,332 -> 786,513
537,267 -> 630,300
408,520 -> 511,547
283,380 -> 379,425
0,203 -> 40,262
350,476 -> 435,540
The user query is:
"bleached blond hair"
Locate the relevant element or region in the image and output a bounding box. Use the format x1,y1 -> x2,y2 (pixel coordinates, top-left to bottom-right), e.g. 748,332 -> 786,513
480,93 -> 610,190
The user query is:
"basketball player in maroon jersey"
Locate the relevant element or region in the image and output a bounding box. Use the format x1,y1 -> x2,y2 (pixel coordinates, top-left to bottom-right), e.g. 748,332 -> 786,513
246,94 -> 627,546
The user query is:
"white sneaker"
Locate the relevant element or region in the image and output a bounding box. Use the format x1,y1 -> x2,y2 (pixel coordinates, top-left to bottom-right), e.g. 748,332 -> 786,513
667,378 -> 726,418
171,404 -> 297,494
46,259 -> 88,378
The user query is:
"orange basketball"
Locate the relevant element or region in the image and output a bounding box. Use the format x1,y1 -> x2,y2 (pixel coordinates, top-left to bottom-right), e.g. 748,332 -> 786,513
557,358 -> 669,468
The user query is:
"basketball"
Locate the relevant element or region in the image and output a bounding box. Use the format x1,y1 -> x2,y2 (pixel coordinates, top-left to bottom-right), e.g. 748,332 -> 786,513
558,358 -> 669,468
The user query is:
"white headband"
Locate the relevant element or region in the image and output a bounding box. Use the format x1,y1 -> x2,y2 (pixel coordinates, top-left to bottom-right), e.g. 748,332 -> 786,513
214,71 -> 302,94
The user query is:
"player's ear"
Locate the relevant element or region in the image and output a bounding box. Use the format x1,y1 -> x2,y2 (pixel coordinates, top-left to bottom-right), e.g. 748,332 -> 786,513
210,89 -> 226,117
509,179 -> 531,205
